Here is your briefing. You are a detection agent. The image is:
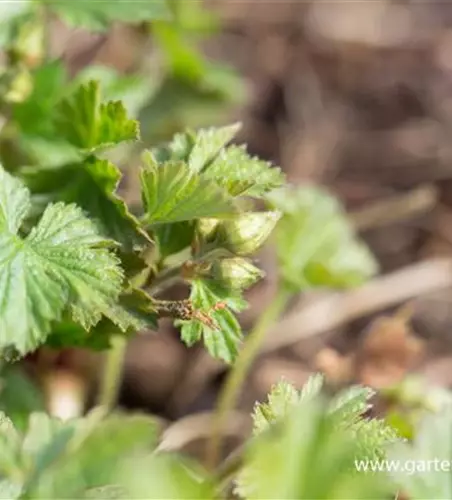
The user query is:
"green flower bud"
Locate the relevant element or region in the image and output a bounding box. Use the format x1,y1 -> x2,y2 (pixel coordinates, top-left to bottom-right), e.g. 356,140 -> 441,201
197,218 -> 220,241
211,258 -> 265,290
2,67 -> 32,103
220,211 -> 281,256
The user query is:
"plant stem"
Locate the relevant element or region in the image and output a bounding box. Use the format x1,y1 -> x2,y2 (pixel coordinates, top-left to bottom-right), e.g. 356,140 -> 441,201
97,335 -> 127,411
40,2 -> 52,62
206,287 -> 292,468
147,264 -> 184,295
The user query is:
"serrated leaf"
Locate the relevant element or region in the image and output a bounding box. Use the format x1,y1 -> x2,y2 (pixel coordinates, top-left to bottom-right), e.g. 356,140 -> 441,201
241,377 -> 399,499
0,166 -> 125,354
54,80 -> 139,151
152,131 -> 194,164
140,154 -> 237,225
239,399 -> 391,500
267,186 -> 378,291
20,157 -> 151,251
47,288 -> 158,350
47,0 -> 171,32
188,123 -> 241,172
252,380 -> 301,435
178,280 -> 245,363
203,145 -> 285,197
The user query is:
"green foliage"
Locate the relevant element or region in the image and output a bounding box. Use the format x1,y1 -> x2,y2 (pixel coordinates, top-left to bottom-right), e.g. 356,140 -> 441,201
42,0 -> 172,32
252,376 -> 399,460
389,402 -> 452,499
54,81 -> 139,151
203,145 -> 285,198
238,376 -> 400,499
0,409 -> 160,498
267,186 -> 378,291
0,166 -> 130,355
177,280 -> 247,364
140,154 -> 237,225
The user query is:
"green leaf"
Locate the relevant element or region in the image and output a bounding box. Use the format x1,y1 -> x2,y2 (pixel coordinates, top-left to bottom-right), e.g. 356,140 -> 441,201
239,398 -> 392,500
20,157 -> 151,251
0,165 -> 125,354
267,186 -> 378,291
54,80 -> 139,151
389,403 -> 452,499
0,410 -> 158,499
47,0 -> 171,32
251,376 -> 399,460
13,61 -> 66,138
47,287 -> 158,350
252,380 -> 301,435
140,153 -> 237,225
152,131 -> 194,164
0,366 -> 45,432
119,453 -> 215,499
188,122 -> 241,172
70,65 -> 158,118
203,145 -> 285,198
153,21 -> 206,83
154,221 -> 195,260
178,280 -> 245,363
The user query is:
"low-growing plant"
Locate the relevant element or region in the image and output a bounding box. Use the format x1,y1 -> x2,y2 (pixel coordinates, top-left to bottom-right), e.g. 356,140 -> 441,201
0,1 -> 450,499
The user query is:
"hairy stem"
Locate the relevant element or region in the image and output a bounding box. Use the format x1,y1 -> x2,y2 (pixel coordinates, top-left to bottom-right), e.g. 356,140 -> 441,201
206,287 -> 292,468
97,335 -> 127,411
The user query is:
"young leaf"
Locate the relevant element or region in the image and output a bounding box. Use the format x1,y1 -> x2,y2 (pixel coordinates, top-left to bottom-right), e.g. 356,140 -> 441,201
20,157 -> 151,251
178,280 -> 246,364
267,186 -> 378,291
203,145 -> 285,198
251,377 -> 399,459
140,153 -> 237,225
0,166 -> 125,354
54,81 -> 139,151
239,398 -> 392,500
47,0 -> 171,32
188,122 -> 241,172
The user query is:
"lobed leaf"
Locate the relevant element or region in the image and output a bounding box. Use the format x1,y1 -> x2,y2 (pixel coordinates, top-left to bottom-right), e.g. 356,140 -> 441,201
20,157 -> 151,251
140,153 -> 237,225
188,122 -> 241,172
267,186 -> 378,291
0,166 -> 126,354
203,145 -> 285,198
178,280 -> 246,364
54,80 -> 139,151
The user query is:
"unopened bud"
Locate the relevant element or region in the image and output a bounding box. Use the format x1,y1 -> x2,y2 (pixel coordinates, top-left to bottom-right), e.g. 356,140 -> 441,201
220,211 -> 281,256
197,218 -> 220,241
211,257 -> 264,290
